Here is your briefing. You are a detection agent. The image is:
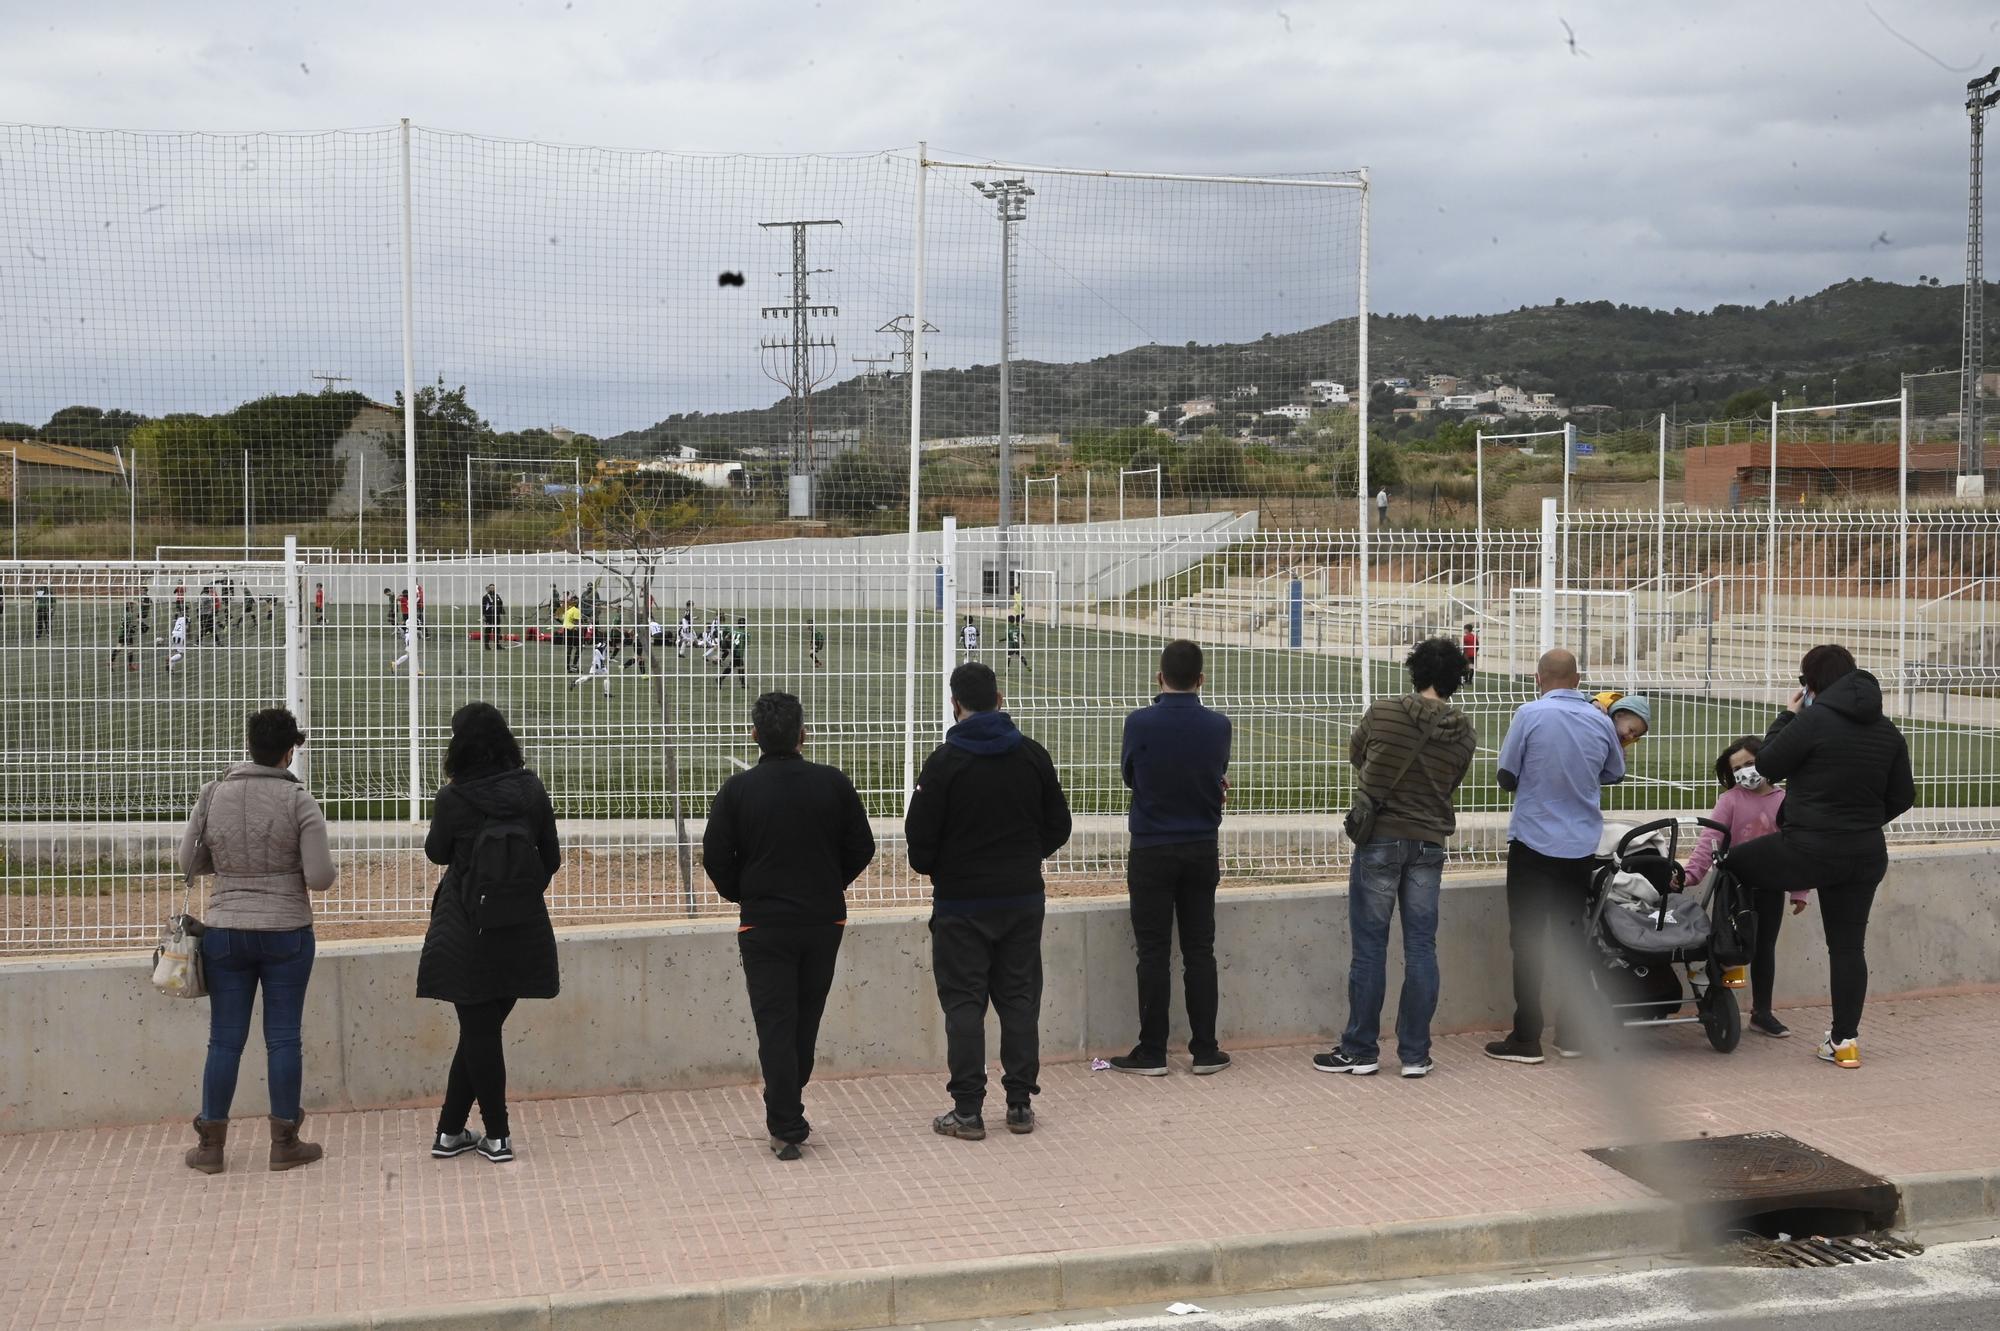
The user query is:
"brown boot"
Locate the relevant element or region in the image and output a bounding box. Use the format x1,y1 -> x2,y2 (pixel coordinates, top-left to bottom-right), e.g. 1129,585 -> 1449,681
267,1114 -> 323,1172
185,1118 -> 227,1174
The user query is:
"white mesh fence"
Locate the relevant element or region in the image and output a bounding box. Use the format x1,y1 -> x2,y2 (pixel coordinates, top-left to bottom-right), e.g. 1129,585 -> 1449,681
9,514 -> 2000,953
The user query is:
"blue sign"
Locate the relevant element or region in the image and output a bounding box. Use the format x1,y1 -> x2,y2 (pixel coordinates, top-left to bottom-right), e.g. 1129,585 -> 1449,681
1573,443 -> 1595,456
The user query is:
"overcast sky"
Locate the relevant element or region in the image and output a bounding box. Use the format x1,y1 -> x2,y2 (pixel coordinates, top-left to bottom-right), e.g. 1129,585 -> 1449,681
1,1 -> 1994,430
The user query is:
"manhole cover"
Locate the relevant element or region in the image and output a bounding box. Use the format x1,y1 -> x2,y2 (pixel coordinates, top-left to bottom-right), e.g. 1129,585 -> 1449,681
1587,1130 -> 1900,1228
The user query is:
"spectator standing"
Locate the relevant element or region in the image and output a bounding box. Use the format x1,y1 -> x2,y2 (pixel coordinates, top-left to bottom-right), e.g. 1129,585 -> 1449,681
1109,640 -> 1233,1077
1685,736 -> 1803,1037
906,663 -> 1072,1141
702,692 -> 875,1160
1316,637 -> 1478,1078
1727,646 -> 1913,1068
179,708 -> 337,1174
417,703 -> 562,1164
1483,649 -> 1625,1065
1375,488 -> 1389,527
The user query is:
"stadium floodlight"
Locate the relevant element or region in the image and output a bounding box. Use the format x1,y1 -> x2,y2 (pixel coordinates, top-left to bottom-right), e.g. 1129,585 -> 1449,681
974,177 -> 1034,601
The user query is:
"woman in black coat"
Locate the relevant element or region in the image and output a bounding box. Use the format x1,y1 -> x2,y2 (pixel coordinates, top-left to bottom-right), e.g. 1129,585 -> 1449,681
417,702 -> 561,1163
1727,644 -> 1914,1068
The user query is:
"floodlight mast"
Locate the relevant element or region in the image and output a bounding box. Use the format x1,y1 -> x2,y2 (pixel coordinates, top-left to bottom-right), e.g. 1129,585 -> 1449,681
1963,67 -> 2000,481
974,178 -> 1034,601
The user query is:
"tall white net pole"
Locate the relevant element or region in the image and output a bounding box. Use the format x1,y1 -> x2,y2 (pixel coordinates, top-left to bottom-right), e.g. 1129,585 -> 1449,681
940,515 -> 957,735
1899,385 -> 1911,712
284,535 -> 302,775
1475,428 -> 1485,618
1357,171 -> 1372,709
1539,497 -> 1557,653
400,117 -> 422,822
1657,412 -> 1668,577
1766,399 -> 1778,699
902,143 -> 927,807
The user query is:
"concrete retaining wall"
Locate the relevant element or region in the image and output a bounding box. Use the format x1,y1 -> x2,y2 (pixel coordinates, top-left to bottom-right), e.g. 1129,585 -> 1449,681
4,843 -> 1997,1134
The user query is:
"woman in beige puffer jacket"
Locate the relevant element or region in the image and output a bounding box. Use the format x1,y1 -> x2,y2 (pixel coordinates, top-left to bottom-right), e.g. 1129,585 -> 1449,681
178,707 -> 338,1174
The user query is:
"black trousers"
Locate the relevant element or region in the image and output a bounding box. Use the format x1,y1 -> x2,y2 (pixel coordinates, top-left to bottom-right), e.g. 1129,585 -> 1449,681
1504,841 -> 1598,1045
438,997 -> 518,1139
737,923 -> 845,1143
1126,840 -> 1221,1062
565,630 -> 581,672
930,907 -> 1043,1113
1750,887 -> 1786,1016
1728,831 -> 1887,1042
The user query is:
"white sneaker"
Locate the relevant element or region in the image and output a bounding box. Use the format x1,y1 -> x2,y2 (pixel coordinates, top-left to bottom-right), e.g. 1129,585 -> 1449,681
1815,1032 -> 1861,1068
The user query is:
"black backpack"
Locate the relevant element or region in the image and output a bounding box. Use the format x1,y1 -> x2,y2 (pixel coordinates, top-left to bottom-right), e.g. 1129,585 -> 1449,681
460,819 -> 549,930
1706,864 -> 1758,968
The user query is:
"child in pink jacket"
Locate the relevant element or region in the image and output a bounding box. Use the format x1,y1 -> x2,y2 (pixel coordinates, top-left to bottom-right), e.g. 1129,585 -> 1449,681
1687,736 -> 1809,1039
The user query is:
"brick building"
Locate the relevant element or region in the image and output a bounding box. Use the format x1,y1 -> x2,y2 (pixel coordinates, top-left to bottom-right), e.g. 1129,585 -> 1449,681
1683,439 -> 1961,508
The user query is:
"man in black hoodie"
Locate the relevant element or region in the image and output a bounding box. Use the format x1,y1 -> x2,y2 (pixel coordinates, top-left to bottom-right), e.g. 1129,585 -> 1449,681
906,662 -> 1072,1140
1729,644 -> 1914,1068
702,692 -> 876,1159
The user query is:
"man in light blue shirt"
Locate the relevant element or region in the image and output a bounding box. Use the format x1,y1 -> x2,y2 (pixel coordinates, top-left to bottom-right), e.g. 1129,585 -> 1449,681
1484,649 -> 1625,1065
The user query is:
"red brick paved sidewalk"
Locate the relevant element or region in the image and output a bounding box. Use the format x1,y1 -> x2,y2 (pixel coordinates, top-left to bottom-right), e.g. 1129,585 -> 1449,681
3,993 -> 1995,1330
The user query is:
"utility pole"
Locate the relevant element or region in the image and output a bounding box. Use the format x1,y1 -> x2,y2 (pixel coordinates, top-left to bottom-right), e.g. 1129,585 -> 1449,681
854,353 -> 896,454
878,314 -> 938,457
758,218 -> 841,518
973,178 -> 1033,598
310,372 -> 352,394
1964,68 -> 2000,487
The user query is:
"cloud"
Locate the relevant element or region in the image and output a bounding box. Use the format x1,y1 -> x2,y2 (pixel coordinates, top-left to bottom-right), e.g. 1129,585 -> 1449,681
0,0 -> 1989,429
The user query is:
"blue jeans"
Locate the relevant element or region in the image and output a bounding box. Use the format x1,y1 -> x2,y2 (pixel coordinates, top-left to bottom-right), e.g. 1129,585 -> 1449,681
1339,838 -> 1445,1065
200,926 -> 316,1121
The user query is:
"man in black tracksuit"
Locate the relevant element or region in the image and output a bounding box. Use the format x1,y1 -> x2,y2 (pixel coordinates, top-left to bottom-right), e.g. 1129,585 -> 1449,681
701,691 -> 876,1159
481,583 -> 505,651
905,662 -> 1071,1140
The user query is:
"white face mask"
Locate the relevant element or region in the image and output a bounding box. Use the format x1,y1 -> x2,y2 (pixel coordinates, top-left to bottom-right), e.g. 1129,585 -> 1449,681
1732,765 -> 1767,791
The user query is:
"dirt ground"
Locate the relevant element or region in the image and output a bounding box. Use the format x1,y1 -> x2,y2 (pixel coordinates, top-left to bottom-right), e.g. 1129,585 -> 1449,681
3,868 -> 1297,957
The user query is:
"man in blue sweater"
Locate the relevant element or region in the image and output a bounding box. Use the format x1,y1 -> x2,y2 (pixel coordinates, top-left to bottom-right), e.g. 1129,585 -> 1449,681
1110,640 -> 1234,1076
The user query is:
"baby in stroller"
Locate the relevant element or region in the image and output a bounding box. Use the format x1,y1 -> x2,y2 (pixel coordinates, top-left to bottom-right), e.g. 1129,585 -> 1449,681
1585,818 -> 1751,1054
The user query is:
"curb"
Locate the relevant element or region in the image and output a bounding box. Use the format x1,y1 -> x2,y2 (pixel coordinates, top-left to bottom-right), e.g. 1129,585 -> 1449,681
209,1168 -> 2000,1331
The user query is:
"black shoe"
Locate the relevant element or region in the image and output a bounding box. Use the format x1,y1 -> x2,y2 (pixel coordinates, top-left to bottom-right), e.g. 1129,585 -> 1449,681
1483,1037 -> 1546,1065
932,1109 -> 985,1141
1190,1051 -> 1232,1076
431,1130 -> 479,1158
1400,1057 -> 1436,1079
1005,1103 -> 1035,1135
768,1136 -> 803,1161
475,1135 -> 514,1163
1750,1011 -> 1792,1039
1109,1053 -> 1168,1077
1313,1050 -> 1378,1075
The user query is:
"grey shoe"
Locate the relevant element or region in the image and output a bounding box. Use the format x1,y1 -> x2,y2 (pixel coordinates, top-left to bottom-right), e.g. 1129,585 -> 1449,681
932,1109 -> 985,1141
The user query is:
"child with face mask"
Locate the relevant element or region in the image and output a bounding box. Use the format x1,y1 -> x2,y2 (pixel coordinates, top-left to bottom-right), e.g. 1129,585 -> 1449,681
1685,735 -> 1808,1039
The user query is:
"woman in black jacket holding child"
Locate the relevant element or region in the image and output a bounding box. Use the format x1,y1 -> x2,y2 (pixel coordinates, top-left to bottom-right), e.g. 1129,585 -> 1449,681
417,702 -> 561,1163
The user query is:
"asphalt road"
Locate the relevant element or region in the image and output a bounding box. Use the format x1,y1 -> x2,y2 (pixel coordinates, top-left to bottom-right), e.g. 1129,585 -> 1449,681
1021,1236 -> 2000,1331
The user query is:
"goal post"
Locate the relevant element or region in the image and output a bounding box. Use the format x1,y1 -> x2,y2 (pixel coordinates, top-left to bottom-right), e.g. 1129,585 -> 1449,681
1509,586 -> 1638,690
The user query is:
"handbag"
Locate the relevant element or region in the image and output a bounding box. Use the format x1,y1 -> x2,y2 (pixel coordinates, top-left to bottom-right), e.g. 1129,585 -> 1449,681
151,886 -> 207,999
1705,865 -> 1758,968
1344,709 -> 1443,846
152,784 -> 215,999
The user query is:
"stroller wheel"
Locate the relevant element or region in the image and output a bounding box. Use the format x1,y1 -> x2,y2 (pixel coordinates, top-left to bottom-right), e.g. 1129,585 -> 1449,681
1700,984 -> 1741,1053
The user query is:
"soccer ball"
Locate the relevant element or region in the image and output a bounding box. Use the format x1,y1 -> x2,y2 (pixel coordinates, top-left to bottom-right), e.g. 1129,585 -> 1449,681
154,637 -> 165,645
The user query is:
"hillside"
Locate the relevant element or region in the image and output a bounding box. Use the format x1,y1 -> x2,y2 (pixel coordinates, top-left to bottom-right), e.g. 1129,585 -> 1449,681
608,278 -> 1992,454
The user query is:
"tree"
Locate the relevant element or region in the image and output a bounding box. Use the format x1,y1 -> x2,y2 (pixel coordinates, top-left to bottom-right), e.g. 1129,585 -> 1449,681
815,451 -> 905,516
40,405 -> 146,450
1182,429 -> 1248,497
397,379 -> 495,513
1721,387 -> 1774,419
223,392 -> 360,521
128,414 -> 241,523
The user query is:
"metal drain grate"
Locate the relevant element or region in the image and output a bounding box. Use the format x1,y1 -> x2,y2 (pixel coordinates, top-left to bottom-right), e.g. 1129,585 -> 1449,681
1743,1233 -> 1925,1268
1585,1130 -> 1902,1230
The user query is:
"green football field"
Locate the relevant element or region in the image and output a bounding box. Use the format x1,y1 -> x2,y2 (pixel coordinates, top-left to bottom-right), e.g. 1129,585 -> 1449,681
2,594 -> 1996,826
